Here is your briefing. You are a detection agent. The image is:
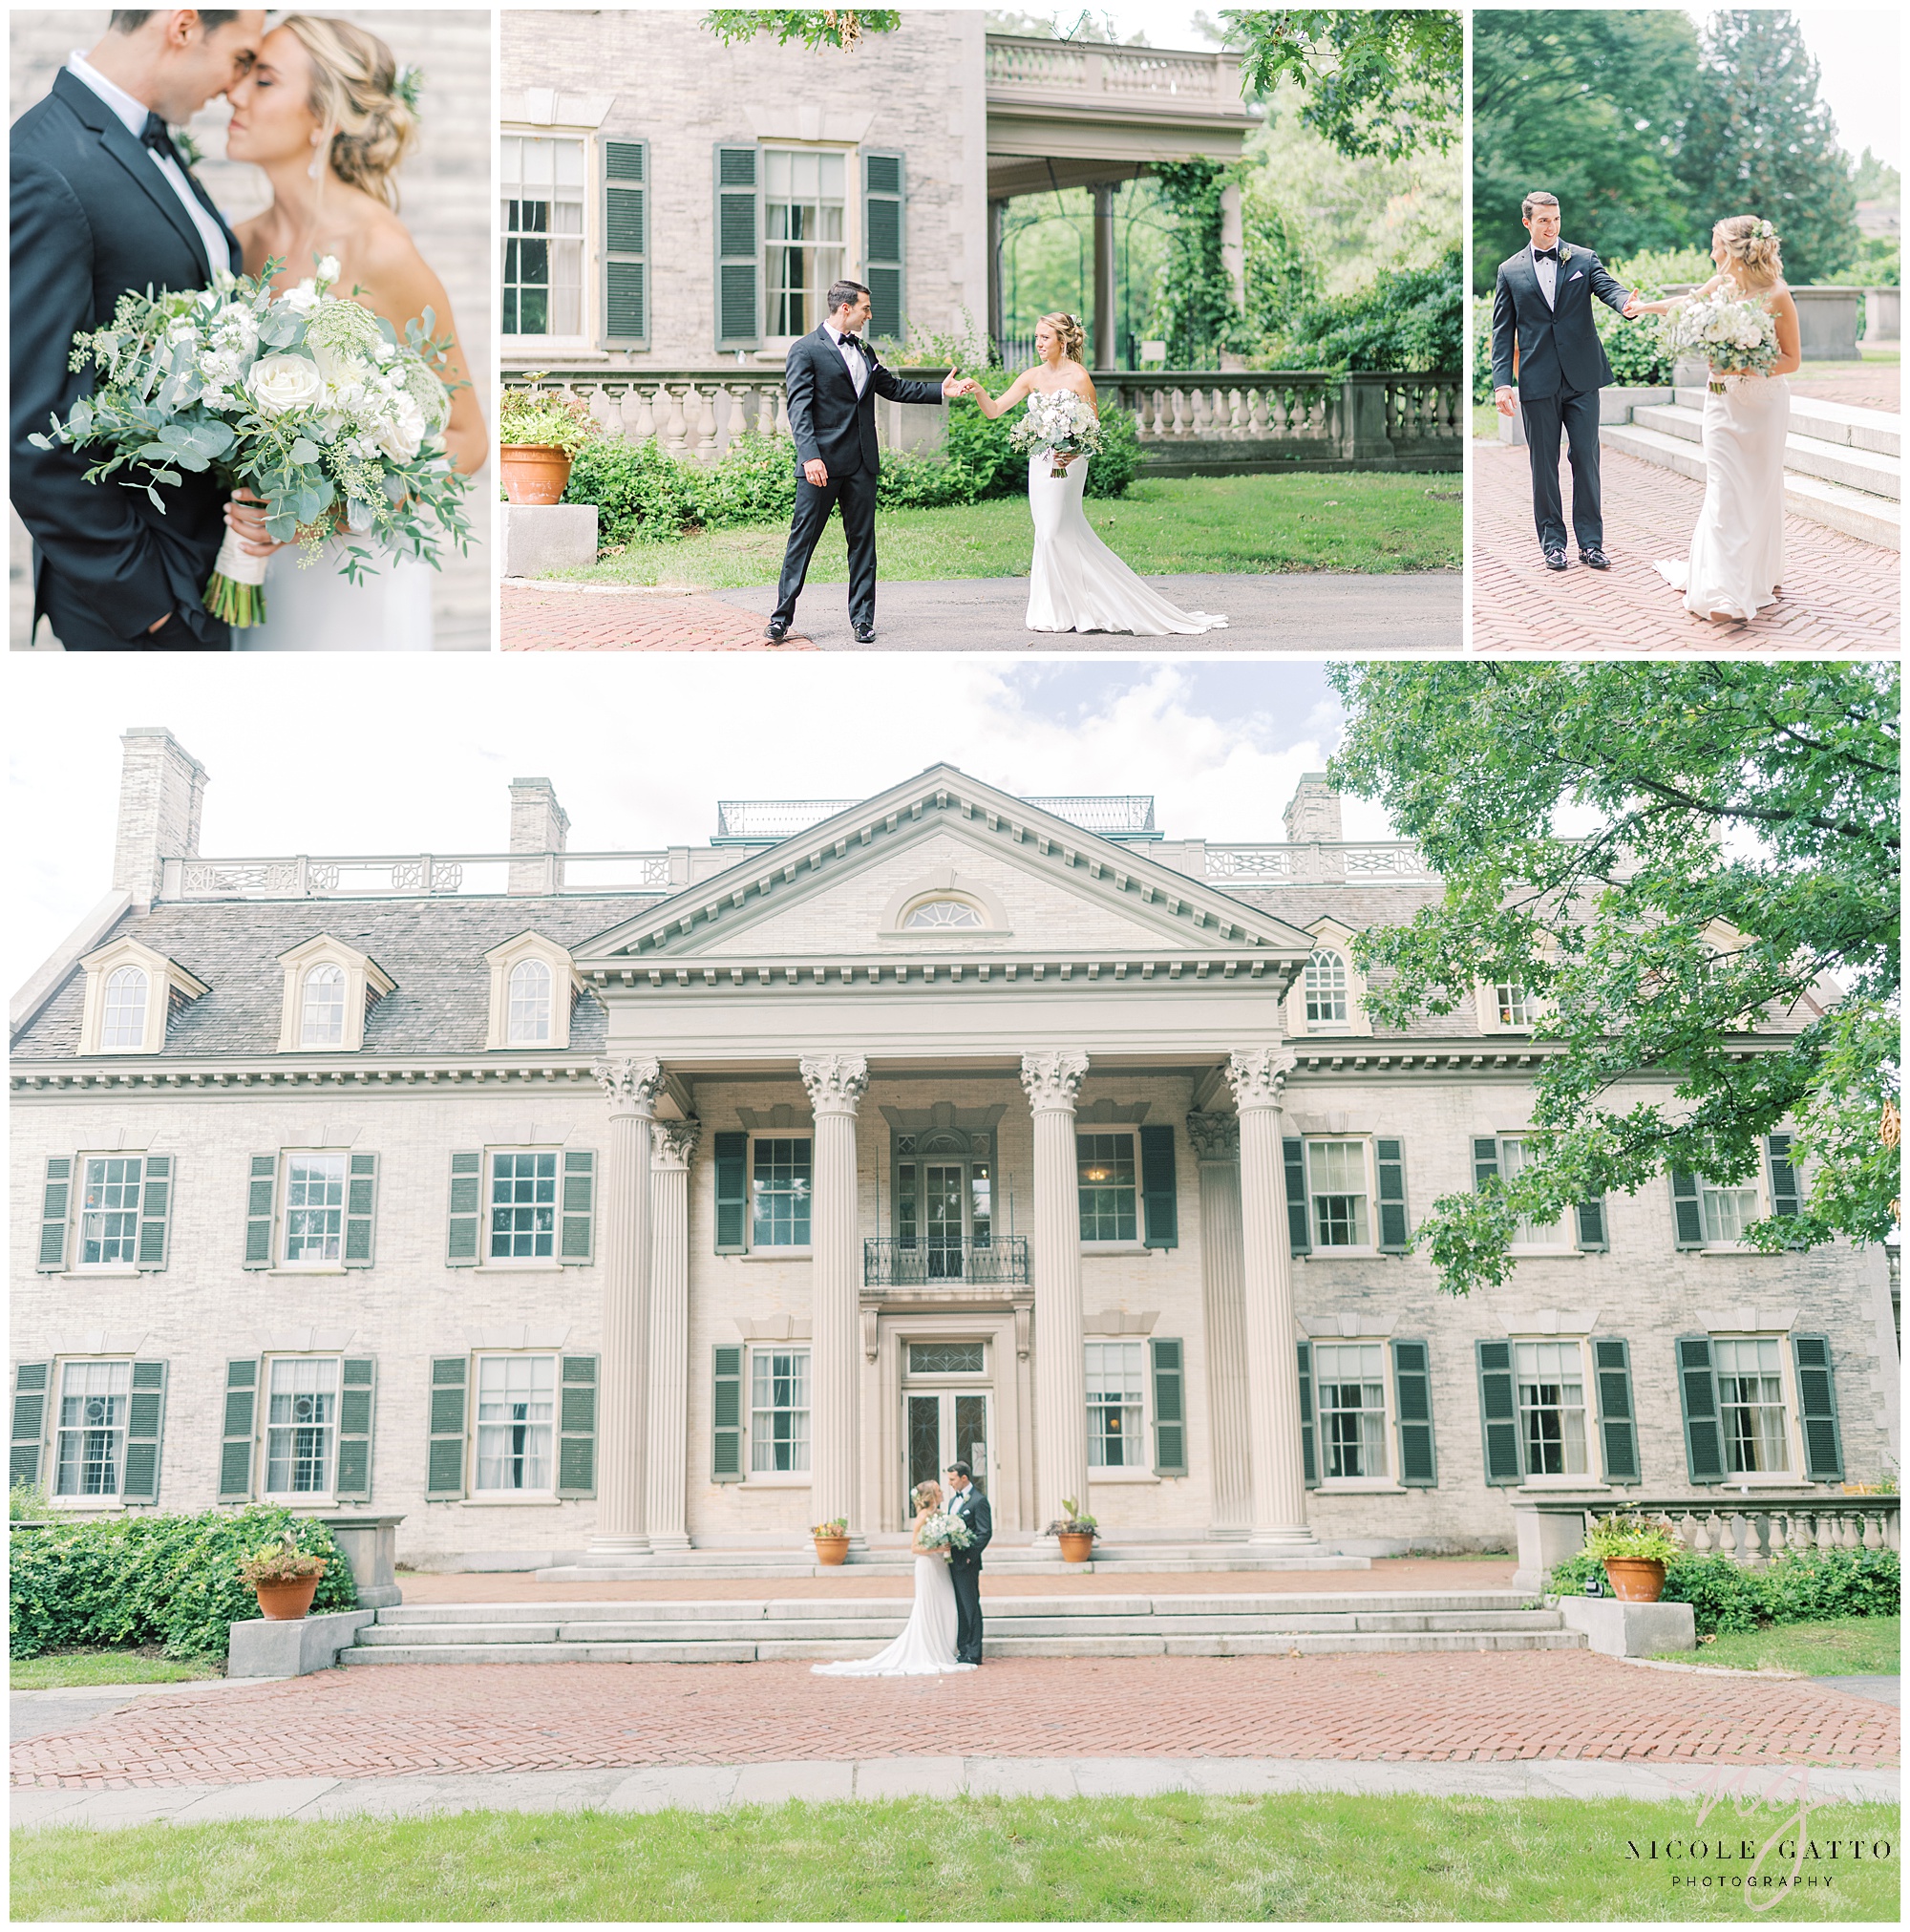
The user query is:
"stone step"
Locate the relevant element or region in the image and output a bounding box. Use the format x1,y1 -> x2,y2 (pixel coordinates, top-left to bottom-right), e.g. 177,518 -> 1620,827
1628,405 -> 1901,498
535,1549 -> 1374,1582
1671,387 -> 1900,458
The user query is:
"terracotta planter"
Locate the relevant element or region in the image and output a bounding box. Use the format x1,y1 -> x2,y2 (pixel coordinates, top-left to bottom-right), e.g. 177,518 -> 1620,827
1057,1531 -> 1095,1564
499,443 -> 573,506
252,1576 -> 322,1621
1602,1557 -> 1666,1603
813,1536 -> 850,1566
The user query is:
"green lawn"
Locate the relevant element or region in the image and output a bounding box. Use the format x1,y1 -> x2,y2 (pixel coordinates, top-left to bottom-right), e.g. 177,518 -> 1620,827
11,1647 -> 221,1690
550,473 -> 1461,589
1660,1617 -> 1901,1677
11,1795 -> 1899,1921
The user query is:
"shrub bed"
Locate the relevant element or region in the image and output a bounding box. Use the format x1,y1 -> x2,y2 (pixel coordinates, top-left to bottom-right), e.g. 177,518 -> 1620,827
9,1506 -> 354,1662
1550,1546 -> 1899,1636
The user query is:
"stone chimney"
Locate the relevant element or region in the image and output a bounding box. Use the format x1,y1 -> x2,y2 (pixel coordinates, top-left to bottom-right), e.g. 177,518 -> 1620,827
114,728 -> 208,907
1282,771 -> 1343,845
508,776 -> 569,894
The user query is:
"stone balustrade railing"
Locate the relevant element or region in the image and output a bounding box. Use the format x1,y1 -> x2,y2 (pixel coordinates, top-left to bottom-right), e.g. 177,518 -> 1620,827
1205,841 -> 1432,882
161,850 -> 674,902
984,33 -> 1245,113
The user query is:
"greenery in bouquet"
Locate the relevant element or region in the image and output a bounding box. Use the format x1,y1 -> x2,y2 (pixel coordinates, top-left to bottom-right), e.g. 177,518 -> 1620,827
917,1510 -> 974,1555
1007,391 -> 1106,479
1666,289 -> 1781,389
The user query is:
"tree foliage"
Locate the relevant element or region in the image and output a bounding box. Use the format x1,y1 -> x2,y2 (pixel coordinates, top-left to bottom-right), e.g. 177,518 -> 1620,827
1326,662 -> 1899,1295
701,9 -> 901,51
1270,246 -> 1460,371
1149,160 -> 1253,367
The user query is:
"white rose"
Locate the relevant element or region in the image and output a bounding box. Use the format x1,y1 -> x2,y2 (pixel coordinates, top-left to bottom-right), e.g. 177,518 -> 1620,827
370,394 -> 427,464
316,254 -> 341,286
281,280 -> 321,318
247,352 -> 325,414
310,340 -> 372,392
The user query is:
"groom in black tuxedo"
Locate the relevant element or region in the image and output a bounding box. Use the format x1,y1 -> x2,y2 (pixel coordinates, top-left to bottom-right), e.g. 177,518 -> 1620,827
767,279 -> 964,644
1490,190 -> 1641,573
944,1461 -> 991,1665
11,9 -> 265,649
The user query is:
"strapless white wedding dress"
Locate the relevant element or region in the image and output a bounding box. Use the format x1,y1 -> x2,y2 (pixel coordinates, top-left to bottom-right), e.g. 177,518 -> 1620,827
1025,456 -> 1227,635
811,1554 -> 975,1677
237,532 -> 434,650
1654,373 -> 1789,621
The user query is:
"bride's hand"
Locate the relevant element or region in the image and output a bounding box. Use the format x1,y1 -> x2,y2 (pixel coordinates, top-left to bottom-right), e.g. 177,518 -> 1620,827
224,488 -> 286,558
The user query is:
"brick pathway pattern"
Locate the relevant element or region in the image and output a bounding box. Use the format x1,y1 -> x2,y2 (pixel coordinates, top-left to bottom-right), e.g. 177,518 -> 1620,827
1471,442 -> 1899,653
12,1654 -> 1897,1790
501,584 -> 809,650
1787,365 -> 1899,414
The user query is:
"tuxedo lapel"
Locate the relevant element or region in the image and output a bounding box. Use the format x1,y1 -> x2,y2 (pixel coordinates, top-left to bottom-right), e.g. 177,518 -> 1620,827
54,71 -> 216,282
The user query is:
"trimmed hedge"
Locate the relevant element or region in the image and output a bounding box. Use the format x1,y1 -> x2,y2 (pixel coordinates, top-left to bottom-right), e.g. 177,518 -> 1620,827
10,1506 -> 354,1662
1550,1546 -> 1900,1637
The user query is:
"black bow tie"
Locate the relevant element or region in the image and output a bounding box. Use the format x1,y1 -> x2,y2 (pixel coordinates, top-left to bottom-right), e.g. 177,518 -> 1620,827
1533,246 -> 1560,262
838,334 -> 865,354
141,111 -> 180,167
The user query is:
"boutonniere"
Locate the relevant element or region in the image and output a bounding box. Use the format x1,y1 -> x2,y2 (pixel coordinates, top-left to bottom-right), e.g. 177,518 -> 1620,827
172,127 -> 204,169
1559,244 -> 1573,265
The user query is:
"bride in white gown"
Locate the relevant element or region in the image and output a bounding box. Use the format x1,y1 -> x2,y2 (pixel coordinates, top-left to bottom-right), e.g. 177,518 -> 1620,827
220,16 -> 486,648
951,313 -> 1227,636
1633,216 -> 1802,623
812,1482 -> 976,1678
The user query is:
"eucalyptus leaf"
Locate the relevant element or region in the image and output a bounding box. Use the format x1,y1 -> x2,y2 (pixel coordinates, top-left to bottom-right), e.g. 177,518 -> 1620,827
288,437 -> 321,466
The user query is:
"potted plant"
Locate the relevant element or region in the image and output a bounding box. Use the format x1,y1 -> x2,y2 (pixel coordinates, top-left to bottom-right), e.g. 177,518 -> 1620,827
1045,1499 -> 1099,1564
239,1532 -> 328,1622
1583,1512 -> 1680,1603
498,380 -> 600,504
811,1518 -> 850,1565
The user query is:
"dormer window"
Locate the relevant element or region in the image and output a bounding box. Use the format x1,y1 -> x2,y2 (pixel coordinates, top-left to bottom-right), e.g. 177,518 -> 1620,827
1304,949 -> 1348,1026
1285,921 -> 1369,1037
101,967 -> 150,1049
300,965 -> 348,1046
275,937 -> 394,1054
485,933 -> 583,1051
508,958 -> 554,1044
1496,981 -> 1533,1029
903,900 -> 984,930
77,937 -> 207,1056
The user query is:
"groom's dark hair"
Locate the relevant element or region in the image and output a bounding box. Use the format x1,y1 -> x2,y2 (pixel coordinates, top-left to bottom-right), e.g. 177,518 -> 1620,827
111,10 -> 242,29
827,279 -> 872,314
1520,190 -> 1560,220
945,1461 -> 972,1478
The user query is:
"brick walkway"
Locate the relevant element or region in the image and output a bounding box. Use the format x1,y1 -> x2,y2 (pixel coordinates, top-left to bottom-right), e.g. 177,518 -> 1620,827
13,1654 -> 1896,1789
1788,364 -> 1899,413
1471,441 -> 1899,653
500,583 -> 808,650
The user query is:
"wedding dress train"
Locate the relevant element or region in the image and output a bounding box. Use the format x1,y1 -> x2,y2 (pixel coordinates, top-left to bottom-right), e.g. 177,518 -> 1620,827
811,1555 -> 976,1676
1025,456 -> 1227,635
1653,374 -> 1789,621
238,532 -> 434,650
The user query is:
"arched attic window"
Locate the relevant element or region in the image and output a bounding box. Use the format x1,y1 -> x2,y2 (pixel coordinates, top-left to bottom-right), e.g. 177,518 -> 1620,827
1305,948 -> 1348,1026
101,966 -> 150,1049
508,957 -> 554,1044
300,964 -> 348,1046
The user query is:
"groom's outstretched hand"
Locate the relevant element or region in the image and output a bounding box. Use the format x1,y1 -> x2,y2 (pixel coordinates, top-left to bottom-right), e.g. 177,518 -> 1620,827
1621,292 -> 1643,320
941,372 -> 967,400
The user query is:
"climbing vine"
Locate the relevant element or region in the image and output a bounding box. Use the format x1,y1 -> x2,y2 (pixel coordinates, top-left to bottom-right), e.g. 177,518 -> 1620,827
1148,161 -> 1252,369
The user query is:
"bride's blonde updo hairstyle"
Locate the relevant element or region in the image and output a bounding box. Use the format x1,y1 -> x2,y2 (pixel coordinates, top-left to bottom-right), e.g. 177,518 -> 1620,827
1038,310 -> 1088,363
280,14 -> 418,209
912,1480 -> 943,1512
1713,215 -> 1783,290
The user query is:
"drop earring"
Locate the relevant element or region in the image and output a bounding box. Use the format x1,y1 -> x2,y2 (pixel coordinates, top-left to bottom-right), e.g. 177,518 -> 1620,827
308,132 -> 324,180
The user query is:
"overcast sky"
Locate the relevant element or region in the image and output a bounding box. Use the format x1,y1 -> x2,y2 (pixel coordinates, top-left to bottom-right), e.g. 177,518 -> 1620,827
1778,8 -> 1900,169
8,657 -> 1397,997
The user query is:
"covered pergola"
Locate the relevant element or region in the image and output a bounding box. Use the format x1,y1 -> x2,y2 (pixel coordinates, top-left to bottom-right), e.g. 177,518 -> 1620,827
985,35 -> 1263,369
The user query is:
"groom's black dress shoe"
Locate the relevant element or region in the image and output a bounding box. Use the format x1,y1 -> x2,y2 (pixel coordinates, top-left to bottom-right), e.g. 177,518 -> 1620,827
852,622 -> 877,643
1580,546 -> 1610,570
1542,546 -> 1568,571
765,616 -> 791,642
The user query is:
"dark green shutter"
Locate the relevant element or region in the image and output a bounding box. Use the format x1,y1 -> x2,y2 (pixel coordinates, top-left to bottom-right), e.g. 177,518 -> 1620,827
219,1359 -> 259,1500
1669,1169 -> 1704,1247
713,1133 -> 748,1252
1139,1125 -> 1178,1249
558,1355 -> 598,1497
1767,1134 -> 1802,1220
120,1360 -> 168,1503
1375,1138 -> 1409,1251
1575,1199 -> 1608,1252
1391,1339 -> 1436,1485
243,1155 -> 278,1269
135,1156 -> 173,1270
1791,1334 -> 1843,1482
336,1359 -> 375,1501
344,1153 -> 378,1268
714,144 -> 759,350
1472,1136 -> 1500,1191
426,1358 -> 468,1499
36,1157 -> 71,1271
712,1345 -> 744,1480
1282,1138 -> 1310,1254
1150,1338 -> 1185,1475
11,1362 -> 51,1488
561,1149 -> 596,1263
604,138 -> 647,345
863,149 -> 904,340
1675,1334 -> 1725,1483
1593,1337 -> 1640,1484
1296,1339 -> 1317,1488
447,1151 -> 482,1265
1475,1339 -> 1520,1485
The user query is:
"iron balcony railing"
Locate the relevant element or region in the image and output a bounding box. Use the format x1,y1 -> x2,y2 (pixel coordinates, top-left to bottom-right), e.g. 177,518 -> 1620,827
864,1236 -> 1030,1288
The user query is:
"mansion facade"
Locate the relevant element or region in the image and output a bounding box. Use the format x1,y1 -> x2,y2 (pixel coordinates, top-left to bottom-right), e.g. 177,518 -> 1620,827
9,732 -> 1898,1569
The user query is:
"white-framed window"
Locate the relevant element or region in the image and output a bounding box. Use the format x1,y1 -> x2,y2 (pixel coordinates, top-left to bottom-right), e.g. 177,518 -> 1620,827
1715,1337 -> 1790,1474
1496,980 -> 1533,1028
501,132 -> 586,341
1307,1139 -> 1372,1248
752,1137 -> 813,1247
264,1356 -> 339,1497
902,899 -> 984,930
490,1151 -> 559,1260
284,1153 -> 348,1263
1085,1340 -> 1146,1468
53,1359 -> 130,1498
750,1347 -> 811,1473
507,958 -> 553,1045
474,1353 -> 557,1493
78,1156 -> 144,1266
1515,1339 -> 1589,1476
1077,1134 -> 1137,1242
1498,1135 -> 1571,1250
100,967 -> 150,1050
1314,1341 -> 1389,1479
1700,1174 -> 1761,1244
299,964 -> 347,1047
763,147 -> 845,339
1305,949 -> 1349,1027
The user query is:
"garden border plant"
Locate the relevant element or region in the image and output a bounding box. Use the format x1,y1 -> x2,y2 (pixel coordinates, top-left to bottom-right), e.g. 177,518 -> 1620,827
1550,1543 -> 1899,1636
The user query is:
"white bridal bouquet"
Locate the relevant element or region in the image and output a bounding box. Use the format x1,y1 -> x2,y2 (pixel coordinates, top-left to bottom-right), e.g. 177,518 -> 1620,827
1008,390 -> 1104,479
28,256 -> 471,627
1666,293 -> 1781,394
918,1511 -> 975,1557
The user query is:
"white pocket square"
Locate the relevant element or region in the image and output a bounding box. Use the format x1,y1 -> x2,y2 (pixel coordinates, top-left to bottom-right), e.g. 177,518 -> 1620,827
1569,270 -> 1583,281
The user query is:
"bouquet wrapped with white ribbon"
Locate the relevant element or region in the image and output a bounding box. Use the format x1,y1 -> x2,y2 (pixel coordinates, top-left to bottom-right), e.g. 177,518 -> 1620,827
1666,293 -> 1781,394
917,1510 -> 975,1557
1008,389 -> 1104,479
28,256 -> 470,627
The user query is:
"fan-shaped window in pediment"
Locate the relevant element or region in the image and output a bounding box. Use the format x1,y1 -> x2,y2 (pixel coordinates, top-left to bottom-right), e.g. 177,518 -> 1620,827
903,899 -> 985,930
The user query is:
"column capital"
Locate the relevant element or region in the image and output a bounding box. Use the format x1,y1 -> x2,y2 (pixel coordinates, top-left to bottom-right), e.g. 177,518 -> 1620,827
1019,1049 -> 1090,1113
652,1117 -> 702,1171
594,1054 -> 664,1116
798,1052 -> 869,1115
1185,1110 -> 1241,1162
1226,1046 -> 1297,1112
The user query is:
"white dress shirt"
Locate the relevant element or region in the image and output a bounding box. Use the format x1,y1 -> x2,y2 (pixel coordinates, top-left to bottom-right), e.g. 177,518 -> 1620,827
67,50 -> 232,277
1530,240 -> 1560,309
823,319 -> 869,399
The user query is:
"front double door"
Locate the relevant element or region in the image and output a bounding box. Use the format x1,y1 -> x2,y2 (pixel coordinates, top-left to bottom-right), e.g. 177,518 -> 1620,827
906,1388 -> 990,1513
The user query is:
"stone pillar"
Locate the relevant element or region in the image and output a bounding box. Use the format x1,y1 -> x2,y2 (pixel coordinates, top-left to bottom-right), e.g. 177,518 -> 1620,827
799,1054 -> 870,1537
507,776 -> 569,895
1226,1048 -> 1316,1546
987,197 -> 1008,351
1187,1110 -> 1250,1537
1020,1051 -> 1090,1535
1219,181 -> 1246,372
115,727 -> 209,908
644,1117 -> 700,1551
1092,181 -> 1117,370
586,1055 -> 663,1560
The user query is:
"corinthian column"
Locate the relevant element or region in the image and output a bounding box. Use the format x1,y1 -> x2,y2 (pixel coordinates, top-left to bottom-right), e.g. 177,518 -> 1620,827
1226,1047 -> 1316,1546
644,1117 -> 700,1551
588,1054 -> 664,1559
798,1053 -> 869,1537
1020,1050 -> 1090,1536
1187,1110 -> 1250,1537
